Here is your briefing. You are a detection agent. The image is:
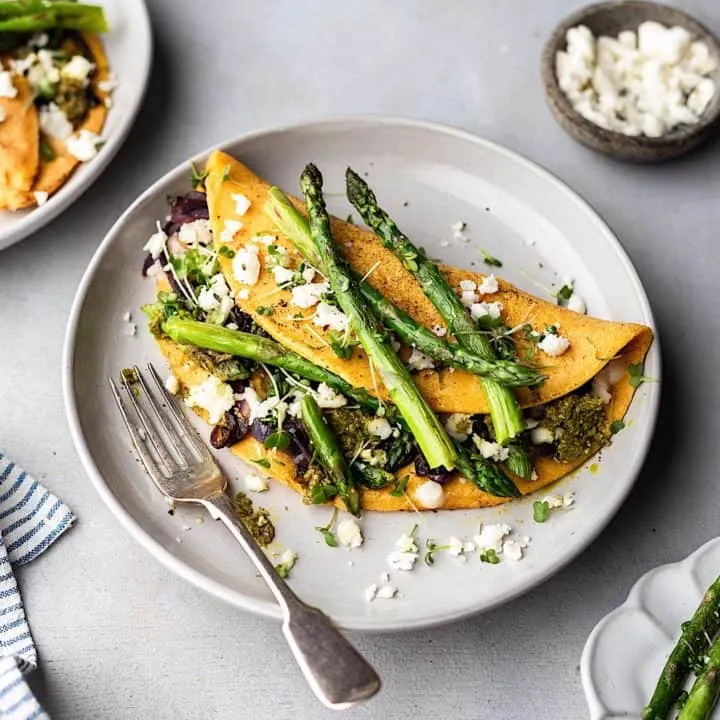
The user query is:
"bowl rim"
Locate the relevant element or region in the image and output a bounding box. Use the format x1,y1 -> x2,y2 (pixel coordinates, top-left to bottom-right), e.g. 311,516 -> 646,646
541,0 -> 720,149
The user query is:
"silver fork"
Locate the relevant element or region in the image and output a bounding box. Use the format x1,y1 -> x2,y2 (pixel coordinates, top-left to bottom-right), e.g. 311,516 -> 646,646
109,363 -> 381,710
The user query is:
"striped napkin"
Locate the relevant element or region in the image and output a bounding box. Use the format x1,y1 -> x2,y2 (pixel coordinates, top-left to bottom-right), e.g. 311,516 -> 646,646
0,452 -> 75,720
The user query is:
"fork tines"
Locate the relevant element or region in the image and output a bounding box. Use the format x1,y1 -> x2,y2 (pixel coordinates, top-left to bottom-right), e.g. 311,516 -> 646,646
109,363 -> 210,481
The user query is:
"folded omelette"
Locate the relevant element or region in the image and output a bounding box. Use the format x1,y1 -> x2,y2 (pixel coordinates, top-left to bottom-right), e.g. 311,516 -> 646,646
145,150 -> 653,512
0,32 -> 110,210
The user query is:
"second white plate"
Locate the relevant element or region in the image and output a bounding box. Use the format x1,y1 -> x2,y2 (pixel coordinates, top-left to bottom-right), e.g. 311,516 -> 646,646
0,0 -> 152,252
63,116 -> 660,631
582,538 -> 720,719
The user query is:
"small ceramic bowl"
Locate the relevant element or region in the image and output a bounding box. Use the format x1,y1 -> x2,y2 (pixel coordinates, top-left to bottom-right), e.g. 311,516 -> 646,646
541,1 -> 720,161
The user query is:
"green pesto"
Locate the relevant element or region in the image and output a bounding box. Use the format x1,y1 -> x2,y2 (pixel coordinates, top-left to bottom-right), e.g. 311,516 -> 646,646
542,394 -> 608,463
54,76 -> 89,123
233,492 -> 275,547
325,408 -> 370,457
183,347 -> 249,382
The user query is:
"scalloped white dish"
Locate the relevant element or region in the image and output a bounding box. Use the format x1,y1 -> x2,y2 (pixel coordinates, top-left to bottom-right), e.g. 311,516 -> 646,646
582,537 -> 720,719
63,116 -> 660,632
0,0 -> 152,252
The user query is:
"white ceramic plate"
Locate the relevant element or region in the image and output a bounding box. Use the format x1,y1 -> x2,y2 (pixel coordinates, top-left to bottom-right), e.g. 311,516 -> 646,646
63,117 -> 660,632
0,0 -> 152,252
582,538 -> 720,720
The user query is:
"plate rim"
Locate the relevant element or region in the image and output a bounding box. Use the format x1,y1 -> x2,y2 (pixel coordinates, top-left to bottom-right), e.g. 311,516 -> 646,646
62,114 -> 662,632
580,536 -> 720,719
0,0 -> 153,252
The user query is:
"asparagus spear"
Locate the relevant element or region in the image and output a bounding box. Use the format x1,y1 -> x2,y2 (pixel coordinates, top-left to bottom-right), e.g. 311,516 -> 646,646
358,280 -> 543,388
677,634 -> 720,720
643,576 -> 720,720
263,185 -> 543,389
292,164 -> 457,471
162,316 -> 385,415
265,183 -> 520,497
0,1 -> 109,33
300,394 -> 361,516
345,169 -> 529,474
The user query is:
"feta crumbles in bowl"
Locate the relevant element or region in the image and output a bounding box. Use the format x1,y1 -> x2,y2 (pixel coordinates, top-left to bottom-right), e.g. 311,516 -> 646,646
541,1 -> 720,161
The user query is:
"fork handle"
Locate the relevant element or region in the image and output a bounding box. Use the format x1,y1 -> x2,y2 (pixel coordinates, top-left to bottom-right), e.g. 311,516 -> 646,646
201,493 -> 381,709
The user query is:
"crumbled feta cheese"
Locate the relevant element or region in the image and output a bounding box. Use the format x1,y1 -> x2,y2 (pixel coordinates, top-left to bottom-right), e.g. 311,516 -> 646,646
210,273 -> 230,297
279,549 -> 297,569
0,71 -> 17,98
445,413 -> 472,442
291,281 -> 328,308
567,291 -> 586,314
301,266 -> 316,284
531,427 -> 554,445
364,583 -> 378,602
197,287 -> 220,312
472,436 -> 510,462
164,374 -> 180,395
39,103 -> 72,140
178,219 -> 212,246
143,224 -> 167,259
231,192 -> 251,216
272,265 -> 295,285
556,22 -> 717,138
184,376 -> 234,424
395,531 -> 418,554
478,274 -> 499,295
388,529 -> 420,570
337,518 -> 364,548
375,585 -> 398,599
232,244 -> 261,286
461,290 -> 479,307
97,74 -> 118,94
237,288 -> 250,301
503,537 -> 530,561
221,219 -> 243,244
313,302 -> 348,332
245,474 -> 269,493
33,191 -> 48,206
367,417 -> 392,440
474,523 -> 512,553
470,301 -> 503,321
407,347 -> 434,372
314,382 -> 347,409
451,221 -> 468,241
61,55 -> 94,83
544,494 -> 564,509
431,324 -> 447,337
66,129 -> 102,162
459,279 -> 476,292
592,359 -> 626,404
544,492 -> 575,509
240,387 -> 283,423
538,333 -> 570,357
122,311 -> 131,322
388,550 -> 419,571
447,537 -> 465,557
414,480 -> 446,509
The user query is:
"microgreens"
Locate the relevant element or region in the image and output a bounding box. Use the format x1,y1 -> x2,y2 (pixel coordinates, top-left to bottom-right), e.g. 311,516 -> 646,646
189,161 -> 208,190
480,548 -> 500,564
628,362 -> 656,388
315,508 -> 338,548
479,248 -> 503,268
533,500 -> 550,523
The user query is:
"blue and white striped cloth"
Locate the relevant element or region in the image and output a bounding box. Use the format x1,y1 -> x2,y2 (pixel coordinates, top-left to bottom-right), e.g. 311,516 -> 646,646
0,452 -> 74,720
